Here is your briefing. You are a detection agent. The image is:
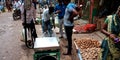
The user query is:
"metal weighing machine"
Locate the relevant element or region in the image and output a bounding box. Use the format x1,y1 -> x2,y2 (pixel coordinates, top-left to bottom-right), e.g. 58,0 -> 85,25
33,37 -> 60,60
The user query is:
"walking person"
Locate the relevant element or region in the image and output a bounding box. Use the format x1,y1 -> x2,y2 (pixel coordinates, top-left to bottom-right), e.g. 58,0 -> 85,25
54,0 -> 66,38
62,0 -> 82,55
101,6 -> 120,60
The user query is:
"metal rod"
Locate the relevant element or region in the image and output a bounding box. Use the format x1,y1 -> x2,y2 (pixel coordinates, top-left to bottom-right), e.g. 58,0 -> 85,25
24,6 -> 27,47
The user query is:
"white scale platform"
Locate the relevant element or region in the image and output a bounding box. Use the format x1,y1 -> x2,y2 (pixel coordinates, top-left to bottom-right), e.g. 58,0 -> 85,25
34,37 -> 60,51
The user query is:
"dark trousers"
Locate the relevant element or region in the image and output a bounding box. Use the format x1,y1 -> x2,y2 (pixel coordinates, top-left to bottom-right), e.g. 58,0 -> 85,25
64,26 -> 73,53
23,20 -> 37,40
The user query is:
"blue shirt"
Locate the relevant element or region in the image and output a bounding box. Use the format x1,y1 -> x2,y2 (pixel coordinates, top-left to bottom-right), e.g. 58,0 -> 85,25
64,3 -> 76,26
0,5 -> 3,10
55,3 -> 66,19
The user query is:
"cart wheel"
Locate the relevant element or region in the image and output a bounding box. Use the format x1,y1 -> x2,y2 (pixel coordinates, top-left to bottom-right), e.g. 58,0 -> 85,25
26,33 -> 35,49
13,13 -> 17,20
26,40 -> 34,48
23,28 -> 35,49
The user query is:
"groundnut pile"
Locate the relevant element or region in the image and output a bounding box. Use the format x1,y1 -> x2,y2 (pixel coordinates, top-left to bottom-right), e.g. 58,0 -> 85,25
75,38 -> 101,60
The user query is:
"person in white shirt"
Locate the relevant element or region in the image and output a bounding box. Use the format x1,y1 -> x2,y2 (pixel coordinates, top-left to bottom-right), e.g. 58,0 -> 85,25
13,0 -> 22,18
41,6 -> 55,37
14,0 -> 21,10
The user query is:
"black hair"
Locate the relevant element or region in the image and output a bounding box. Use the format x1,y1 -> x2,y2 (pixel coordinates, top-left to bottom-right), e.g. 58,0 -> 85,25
58,0 -> 62,3
63,0 -> 71,2
49,7 -> 54,14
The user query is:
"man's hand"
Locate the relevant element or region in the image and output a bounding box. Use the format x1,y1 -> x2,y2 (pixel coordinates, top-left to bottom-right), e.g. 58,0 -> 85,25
114,38 -> 119,43
56,10 -> 61,13
109,34 -> 117,40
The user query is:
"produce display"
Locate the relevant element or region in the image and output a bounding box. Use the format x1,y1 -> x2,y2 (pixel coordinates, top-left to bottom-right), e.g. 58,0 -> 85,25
75,38 -> 101,60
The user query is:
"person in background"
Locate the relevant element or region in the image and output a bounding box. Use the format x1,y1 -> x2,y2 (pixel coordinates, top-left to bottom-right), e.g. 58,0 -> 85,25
54,0 -> 66,38
101,6 -> 120,60
62,0 -> 82,55
32,0 -> 37,10
41,6 -> 55,37
14,0 -> 22,17
41,5 -> 48,33
6,0 -> 12,12
0,2 -> 4,13
14,0 -> 21,10
38,0 -> 44,8
20,1 -> 24,21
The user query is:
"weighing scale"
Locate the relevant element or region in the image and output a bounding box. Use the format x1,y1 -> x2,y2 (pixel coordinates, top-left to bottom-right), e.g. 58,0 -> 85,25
34,37 -> 60,60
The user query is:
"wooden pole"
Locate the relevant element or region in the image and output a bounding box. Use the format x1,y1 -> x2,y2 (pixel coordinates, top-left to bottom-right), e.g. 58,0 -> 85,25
89,0 -> 94,23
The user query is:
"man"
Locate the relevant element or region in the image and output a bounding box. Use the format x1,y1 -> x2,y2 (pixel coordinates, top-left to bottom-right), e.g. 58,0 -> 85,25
14,0 -> 21,10
13,0 -> 21,18
42,7 -> 55,37
54,0 -> 66,38
22,0 -> 37,40
63,0 -> 81,55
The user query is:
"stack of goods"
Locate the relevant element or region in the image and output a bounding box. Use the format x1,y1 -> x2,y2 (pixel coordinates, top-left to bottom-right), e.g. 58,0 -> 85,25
75,38 -> 101,60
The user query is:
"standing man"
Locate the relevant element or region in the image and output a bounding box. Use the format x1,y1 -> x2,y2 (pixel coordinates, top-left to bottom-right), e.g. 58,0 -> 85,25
63,0 -> 81,55
22,0 -> 37,40
54,0 -> 66,38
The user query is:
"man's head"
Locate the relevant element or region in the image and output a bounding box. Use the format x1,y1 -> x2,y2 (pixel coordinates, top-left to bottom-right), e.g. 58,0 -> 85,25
62,0 -> 71,5
58,0 -> 62,4
44,5 -> 48,9
49,7 -> 54,14
15,0 -> 19,2
75,4 -> 83,11
25,0 -> 32,10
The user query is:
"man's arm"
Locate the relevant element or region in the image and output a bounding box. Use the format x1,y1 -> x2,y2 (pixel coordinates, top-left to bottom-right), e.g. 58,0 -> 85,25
68,9 -> 78,23
51,14 -> 55,28
101,22 -> 117,40
70,9 -> 78,18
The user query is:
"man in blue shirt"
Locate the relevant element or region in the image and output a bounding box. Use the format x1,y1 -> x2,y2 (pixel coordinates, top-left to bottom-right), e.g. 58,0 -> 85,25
54,0 -> 66,38
63,0 -> 81,55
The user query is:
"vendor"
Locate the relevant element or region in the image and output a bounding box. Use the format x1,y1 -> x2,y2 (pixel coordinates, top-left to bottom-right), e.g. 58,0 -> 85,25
101,6 -> 120,60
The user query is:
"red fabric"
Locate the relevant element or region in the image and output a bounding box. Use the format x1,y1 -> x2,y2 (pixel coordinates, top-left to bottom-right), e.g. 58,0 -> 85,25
74,24 -> 96,32
83,24 -> 96,32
